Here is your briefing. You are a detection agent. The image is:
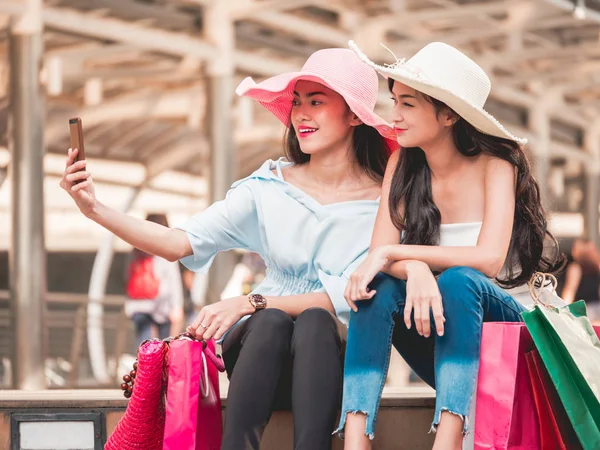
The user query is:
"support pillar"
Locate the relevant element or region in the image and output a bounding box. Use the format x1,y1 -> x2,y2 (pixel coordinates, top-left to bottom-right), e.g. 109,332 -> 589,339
529,90 -> 562,207
584,118 -> 600,247
0,167 -> 7,187
8,0 -> 45,390
204,3 -> 238,303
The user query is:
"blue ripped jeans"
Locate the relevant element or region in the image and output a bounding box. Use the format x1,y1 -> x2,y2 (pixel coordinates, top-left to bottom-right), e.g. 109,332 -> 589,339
336,266 -> 527,439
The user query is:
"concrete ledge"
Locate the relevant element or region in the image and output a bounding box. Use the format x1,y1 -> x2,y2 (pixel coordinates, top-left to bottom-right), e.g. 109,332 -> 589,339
0,387 -> 436,450
0,386 -> 435,408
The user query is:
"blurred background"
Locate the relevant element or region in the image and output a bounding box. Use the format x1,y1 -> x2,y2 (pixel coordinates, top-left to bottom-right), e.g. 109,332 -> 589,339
1,0 -> 600,391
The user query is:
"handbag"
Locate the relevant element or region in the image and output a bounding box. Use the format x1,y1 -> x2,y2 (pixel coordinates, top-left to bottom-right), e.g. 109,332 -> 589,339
106,333 -> 225,450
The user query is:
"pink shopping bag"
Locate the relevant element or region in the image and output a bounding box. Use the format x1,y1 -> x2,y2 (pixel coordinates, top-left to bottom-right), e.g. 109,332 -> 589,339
473,322 -> 541,450
163,337 -> 225,450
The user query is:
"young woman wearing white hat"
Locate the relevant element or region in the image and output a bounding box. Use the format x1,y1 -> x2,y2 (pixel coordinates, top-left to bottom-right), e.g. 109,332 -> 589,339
61,48 -> 398,450
337,41 -> 565,449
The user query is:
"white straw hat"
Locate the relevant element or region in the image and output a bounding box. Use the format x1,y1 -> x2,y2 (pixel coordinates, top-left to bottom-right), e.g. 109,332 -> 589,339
349,40 -> 527,145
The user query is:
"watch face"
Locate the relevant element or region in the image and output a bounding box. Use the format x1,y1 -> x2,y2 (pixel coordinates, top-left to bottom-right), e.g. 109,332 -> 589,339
251,294 -> 266,308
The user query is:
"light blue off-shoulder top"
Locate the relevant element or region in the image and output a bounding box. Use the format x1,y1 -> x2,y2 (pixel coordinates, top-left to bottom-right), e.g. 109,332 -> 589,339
175,158 -> 379,335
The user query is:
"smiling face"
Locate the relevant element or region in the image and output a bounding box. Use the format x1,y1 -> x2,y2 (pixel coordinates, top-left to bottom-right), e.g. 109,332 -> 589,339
389,80 -> 457,149
289,80 -> 362,156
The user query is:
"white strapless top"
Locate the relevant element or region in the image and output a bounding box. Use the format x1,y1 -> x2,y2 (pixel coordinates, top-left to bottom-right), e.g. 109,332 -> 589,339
439,222 -> 483,247
439,222 -> 533,306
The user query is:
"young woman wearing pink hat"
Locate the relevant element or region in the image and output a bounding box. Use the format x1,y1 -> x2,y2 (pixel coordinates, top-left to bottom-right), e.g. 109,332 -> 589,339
336,42 -> 565,450
61,48 -> 397,449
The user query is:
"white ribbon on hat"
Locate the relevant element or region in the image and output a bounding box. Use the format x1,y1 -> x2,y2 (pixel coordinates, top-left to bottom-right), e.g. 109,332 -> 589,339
380,43 -> 426,81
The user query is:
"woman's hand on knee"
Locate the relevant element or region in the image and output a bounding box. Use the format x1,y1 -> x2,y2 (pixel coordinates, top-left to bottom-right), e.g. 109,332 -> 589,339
405,262 -> 445,338
344,247 -> 391,312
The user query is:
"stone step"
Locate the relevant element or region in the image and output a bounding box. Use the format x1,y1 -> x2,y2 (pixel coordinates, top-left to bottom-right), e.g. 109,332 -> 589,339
0,388 -> 436,449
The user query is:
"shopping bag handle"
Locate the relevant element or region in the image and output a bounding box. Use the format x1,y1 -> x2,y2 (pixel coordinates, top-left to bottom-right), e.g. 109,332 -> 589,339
199,350 -> 210,399
168,332 -> 226,373
527,272 -> 558,308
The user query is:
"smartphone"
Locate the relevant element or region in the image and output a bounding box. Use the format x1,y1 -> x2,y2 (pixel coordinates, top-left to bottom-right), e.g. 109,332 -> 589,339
68,117 -> 85,163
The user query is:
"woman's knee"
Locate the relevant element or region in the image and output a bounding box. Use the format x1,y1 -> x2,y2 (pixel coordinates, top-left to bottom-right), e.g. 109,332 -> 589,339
362,272 -> 406,312
294,308 -> 338,340
437,267 -> 483,293
437,266 -> 485,310
244,308 -> 294,347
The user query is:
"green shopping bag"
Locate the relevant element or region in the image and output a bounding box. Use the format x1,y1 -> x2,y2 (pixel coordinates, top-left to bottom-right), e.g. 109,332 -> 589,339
522,273 -> 600,450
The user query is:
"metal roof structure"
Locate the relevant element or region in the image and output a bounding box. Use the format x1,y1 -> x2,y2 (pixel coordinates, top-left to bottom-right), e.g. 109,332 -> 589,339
1,0 -> 600,177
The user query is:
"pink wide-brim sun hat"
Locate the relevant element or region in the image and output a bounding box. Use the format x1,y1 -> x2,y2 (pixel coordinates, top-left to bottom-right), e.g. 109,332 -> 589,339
235,48 -> 399,153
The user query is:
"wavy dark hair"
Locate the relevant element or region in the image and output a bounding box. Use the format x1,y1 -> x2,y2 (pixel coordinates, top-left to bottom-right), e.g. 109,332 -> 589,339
284,120 -> 390,181
387,79 -> 565,288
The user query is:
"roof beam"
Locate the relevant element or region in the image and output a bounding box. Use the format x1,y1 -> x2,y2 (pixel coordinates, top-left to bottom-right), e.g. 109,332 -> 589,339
503,62 -> 600,86
41,6 -> 303,78
43,6 -> 218,60
231,0 -> 328,19
243,11 -> 347,47
46,43 -> 142,61
367,0 -> 516,30
145,134 -> 207,179
0,1 -> 26,15
480,42 -> 600,68
542,0 -> 600,23
44,89 -> 199,145
234,51 -> 300,76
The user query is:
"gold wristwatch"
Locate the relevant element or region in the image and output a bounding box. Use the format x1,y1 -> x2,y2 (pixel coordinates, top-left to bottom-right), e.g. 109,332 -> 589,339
248,293 -> 267,311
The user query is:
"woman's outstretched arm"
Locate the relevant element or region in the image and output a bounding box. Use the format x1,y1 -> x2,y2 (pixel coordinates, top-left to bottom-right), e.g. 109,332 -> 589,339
61,148 -> 192,262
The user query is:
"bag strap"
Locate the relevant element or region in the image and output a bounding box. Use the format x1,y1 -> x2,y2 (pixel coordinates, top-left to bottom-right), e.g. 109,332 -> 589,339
168,332 -> 225,400
204,346 -> 226,372
527,272 -> 558,308
167,332 -> 226,372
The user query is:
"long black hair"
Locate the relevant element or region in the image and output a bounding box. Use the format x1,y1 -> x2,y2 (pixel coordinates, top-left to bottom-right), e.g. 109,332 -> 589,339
387,79 -> 565,287
284,120 -> 390,182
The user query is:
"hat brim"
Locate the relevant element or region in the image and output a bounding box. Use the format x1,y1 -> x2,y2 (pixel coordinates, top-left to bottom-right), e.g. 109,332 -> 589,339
236,72 -> 399,152
349,42 -> 528,145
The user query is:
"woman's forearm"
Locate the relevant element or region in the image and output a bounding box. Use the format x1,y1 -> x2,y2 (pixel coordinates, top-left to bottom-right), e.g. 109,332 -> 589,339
87,201 -> 192,262
384,244 -> 505,278
383,260 -> 425,280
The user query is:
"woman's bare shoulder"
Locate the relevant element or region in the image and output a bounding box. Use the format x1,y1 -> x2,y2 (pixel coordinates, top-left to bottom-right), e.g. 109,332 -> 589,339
482,154 -> 515,178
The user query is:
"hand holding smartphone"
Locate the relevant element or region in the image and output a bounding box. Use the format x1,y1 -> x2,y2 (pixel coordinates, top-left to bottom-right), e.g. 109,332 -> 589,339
62,116 -> 97,215
68,117 -> 85,164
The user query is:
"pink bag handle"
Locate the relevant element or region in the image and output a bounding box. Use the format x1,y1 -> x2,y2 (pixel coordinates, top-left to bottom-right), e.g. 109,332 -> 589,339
170,332 -> 226,373
204,345 -> 226,372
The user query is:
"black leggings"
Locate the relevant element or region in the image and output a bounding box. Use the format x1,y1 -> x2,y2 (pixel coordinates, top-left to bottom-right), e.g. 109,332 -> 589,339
221,307 -> 344,450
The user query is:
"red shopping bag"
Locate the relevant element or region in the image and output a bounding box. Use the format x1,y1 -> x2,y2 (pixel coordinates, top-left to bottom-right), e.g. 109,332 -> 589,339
163,337 -> 225,450
524,349 -> 582,450
473,322 -> 541,450
106,340 -> 168,450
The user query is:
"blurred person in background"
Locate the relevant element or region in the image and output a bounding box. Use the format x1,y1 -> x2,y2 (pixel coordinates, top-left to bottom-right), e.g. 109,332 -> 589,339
562,238 -> 600,324
124,213 -> 184,347
182,269 -> 195,325
60,47 -> 397,450
182,269 -> 206,326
